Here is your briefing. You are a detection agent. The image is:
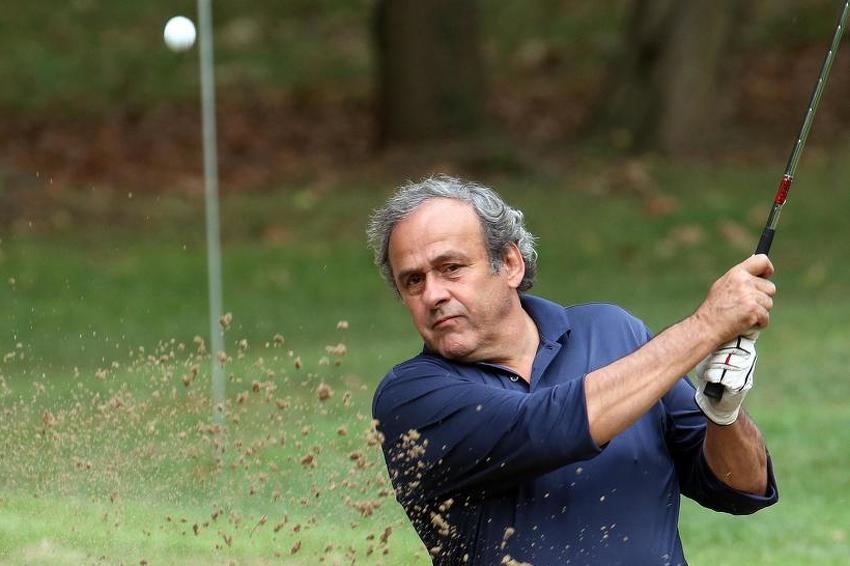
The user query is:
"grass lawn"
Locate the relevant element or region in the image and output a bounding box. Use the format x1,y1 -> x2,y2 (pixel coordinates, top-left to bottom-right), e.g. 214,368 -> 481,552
2,155 -> 850,564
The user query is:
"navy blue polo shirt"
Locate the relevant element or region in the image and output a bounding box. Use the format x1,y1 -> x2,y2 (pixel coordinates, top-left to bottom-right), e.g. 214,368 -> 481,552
372,295 -> 778,566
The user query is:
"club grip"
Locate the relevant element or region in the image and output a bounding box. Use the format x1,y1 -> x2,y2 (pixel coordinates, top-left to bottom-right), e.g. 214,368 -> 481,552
707,228 -> 774,403
703,381 -> 724,400
755,227 -> 775,256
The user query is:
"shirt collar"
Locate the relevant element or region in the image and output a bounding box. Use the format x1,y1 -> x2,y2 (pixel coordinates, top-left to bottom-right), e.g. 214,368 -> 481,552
520,294 -> 571,344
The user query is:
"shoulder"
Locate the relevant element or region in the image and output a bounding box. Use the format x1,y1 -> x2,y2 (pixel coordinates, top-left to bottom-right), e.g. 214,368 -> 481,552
372,354 -> 462,414
382,353 -> 459,386
565,302 -> 652,345
566,301 -> 647,328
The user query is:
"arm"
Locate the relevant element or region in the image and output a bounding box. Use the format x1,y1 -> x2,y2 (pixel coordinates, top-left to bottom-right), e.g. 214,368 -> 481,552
663,376 -> 777,513
695,333 -> 769,494
584,314 -> 715,445
704,411 -> 768,494
585,254 -> 776,446
373,359 -> 601,500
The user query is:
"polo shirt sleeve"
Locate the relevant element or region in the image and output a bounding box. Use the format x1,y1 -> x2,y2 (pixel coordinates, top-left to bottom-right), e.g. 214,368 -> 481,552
372,358 -> 603,501
661,376 -> 779,514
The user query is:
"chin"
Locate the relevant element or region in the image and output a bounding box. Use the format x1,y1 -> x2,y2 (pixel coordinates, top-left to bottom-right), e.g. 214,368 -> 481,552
435,339 -> 476,361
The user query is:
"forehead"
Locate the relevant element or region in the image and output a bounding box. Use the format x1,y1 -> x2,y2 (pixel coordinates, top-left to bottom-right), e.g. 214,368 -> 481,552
387,198 -> 486,268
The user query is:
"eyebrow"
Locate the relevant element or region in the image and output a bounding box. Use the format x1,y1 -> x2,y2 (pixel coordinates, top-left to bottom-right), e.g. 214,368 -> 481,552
395,252 -> 470,282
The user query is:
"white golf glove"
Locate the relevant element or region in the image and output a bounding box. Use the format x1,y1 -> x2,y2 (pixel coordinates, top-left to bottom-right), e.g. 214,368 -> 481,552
694,330 -> 759,426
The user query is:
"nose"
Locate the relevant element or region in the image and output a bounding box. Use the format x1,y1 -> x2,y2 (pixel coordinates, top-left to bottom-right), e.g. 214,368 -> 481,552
422,272 -> 450,310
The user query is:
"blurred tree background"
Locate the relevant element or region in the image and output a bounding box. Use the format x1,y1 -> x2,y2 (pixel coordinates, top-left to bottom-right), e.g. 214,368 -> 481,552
2,2 -> 850,564
2,0 -> 850,205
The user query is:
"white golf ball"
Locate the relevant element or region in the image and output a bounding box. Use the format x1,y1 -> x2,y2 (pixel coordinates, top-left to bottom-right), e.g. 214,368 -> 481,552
163,16 -> 196,52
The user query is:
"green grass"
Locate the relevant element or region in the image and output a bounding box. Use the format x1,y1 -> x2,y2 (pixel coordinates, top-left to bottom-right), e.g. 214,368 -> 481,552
2,155 -> 850,563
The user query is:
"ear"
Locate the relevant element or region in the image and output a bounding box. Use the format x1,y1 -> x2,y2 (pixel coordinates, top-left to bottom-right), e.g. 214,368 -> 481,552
501,243 -> 526,289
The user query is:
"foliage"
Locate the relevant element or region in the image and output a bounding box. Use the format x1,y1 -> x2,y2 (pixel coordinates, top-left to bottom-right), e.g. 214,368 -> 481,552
2,1 -> 842,115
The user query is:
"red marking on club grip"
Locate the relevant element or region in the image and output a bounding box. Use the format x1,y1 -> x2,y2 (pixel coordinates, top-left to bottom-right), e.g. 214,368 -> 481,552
774,175 -> 793,205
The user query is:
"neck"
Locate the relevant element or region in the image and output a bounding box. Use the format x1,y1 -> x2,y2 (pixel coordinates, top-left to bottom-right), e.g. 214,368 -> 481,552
490,306 -> 540,383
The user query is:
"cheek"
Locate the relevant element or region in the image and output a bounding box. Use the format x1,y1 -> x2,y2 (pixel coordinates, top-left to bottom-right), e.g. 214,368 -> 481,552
470,283 -> 511,321
405,300 -> 430,330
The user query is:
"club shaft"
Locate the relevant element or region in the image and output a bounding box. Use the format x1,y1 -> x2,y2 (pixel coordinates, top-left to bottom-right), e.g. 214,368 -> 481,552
784,0 -> 850,181
758,0 -> 850,257
703,1 -> 849,402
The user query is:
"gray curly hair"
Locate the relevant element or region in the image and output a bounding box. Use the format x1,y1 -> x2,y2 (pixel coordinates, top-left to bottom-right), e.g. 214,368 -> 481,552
366,175 -> 538,294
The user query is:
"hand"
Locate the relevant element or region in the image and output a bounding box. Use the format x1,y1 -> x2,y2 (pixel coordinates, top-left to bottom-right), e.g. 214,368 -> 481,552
694,330 -> 758,425
693,255 -> 776,347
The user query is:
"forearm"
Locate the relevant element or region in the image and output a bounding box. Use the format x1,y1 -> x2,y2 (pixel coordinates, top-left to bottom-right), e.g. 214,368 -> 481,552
703,410 -> 768,494
585,314 -> 717,445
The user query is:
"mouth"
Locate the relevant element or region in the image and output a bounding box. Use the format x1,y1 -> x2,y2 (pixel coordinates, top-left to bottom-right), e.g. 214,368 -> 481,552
432,315 -> 460,329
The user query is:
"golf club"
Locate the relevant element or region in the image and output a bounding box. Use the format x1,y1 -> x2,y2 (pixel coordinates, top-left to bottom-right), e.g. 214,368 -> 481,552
703,0 -> 850,400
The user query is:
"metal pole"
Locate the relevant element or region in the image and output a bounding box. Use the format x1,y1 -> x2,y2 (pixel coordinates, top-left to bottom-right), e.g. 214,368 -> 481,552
197,0 -> 226,425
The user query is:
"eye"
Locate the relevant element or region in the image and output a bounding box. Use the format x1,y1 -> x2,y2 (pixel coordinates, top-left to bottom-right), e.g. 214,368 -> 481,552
443,263 -> 463,275
404,273 -> 424,291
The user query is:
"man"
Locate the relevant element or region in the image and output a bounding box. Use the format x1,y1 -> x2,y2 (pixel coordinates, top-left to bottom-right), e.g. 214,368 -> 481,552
367,176 -> 778,565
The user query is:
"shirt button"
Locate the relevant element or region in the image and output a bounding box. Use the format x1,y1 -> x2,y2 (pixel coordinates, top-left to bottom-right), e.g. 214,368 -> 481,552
510,376 -> 519,382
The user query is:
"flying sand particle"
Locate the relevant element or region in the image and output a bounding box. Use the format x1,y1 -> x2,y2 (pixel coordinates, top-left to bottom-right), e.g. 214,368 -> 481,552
316,383 -> 333,401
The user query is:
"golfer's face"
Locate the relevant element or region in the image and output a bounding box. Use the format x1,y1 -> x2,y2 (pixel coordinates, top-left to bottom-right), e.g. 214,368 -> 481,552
388,198 -> 517,361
